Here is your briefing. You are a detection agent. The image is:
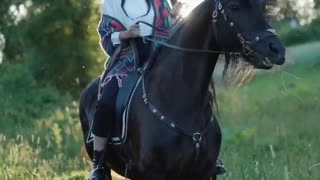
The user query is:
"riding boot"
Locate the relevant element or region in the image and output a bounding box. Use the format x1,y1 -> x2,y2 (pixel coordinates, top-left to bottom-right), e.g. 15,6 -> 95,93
89,150 -> 108,180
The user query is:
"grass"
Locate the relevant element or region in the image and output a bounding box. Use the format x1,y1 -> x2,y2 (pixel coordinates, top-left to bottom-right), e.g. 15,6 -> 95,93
0,42 -> 320,179
0,64 -> 88,179
287,41 -> 320,64
218,43 -> 320,180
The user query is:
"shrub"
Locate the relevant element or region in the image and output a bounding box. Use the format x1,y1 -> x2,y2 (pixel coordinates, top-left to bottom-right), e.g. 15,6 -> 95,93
0,64 -> 68,135
279,18 -> 320,46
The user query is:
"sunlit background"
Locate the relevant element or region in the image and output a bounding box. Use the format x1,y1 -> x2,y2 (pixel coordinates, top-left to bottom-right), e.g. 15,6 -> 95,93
178,0 -> 204,17
177,0 -> 318,23
1,0 -> 320,179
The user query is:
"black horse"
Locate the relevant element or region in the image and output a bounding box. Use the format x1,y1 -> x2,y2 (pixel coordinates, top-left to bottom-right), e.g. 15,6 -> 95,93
79,0 -> 285,179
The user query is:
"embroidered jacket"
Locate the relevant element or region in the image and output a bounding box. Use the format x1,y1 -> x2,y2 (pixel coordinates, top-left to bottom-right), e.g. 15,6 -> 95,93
98,0 -> 172,87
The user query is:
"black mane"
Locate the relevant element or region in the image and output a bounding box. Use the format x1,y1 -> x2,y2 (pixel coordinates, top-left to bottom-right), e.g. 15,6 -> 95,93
169,0 -> 213,42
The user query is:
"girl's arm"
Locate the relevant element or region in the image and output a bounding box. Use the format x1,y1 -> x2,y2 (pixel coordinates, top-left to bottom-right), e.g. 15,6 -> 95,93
171,1 -> 182,19
98,16 -> 140,55
98,15 -> 121,55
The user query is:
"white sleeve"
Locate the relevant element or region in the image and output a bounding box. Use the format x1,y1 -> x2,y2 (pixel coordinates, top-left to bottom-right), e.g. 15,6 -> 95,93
102,0 -> 121,45
111,32 -> 121,45
101,0 -> 114,15
167,0 -> 173,9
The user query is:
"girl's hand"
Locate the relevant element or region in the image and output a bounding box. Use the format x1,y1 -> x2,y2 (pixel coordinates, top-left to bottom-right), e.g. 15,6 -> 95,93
119,24 -> 140,41
172,2 -> 183,18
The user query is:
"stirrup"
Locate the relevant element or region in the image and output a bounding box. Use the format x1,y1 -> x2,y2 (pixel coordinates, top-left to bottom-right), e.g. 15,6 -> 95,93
216,159 -> 226,175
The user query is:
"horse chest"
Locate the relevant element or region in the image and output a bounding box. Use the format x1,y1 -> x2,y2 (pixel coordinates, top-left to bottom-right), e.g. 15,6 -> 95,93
137,130 -> 216,171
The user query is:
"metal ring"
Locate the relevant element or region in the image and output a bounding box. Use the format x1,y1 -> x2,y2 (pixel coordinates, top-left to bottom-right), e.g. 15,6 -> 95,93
212,11 -> 218,18
192,133 -> 202,143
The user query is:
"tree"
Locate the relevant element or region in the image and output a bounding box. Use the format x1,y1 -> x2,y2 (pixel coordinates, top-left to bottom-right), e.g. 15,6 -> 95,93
1,0 -> 105,94
0,0 -> 27,63
274,0 -> 317,25
315,0 -> 320,8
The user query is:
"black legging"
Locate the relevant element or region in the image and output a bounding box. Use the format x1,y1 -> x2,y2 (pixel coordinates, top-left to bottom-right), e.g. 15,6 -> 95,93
92,37 -> 152,137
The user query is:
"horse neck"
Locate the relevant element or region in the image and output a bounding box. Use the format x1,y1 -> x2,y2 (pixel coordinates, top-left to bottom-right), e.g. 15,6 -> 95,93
146,0 -> 219,120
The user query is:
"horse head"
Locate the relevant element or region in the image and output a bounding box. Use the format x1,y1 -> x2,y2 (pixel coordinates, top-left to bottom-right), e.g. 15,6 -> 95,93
211,0 -> 285,69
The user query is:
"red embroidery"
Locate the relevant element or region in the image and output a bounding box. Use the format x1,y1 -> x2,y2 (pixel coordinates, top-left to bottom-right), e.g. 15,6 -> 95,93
162,9 -> 169,17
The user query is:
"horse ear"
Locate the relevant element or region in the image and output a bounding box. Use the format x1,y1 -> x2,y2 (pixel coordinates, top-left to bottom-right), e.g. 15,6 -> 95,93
263,0 -> 277,22
263,0 -> 277,6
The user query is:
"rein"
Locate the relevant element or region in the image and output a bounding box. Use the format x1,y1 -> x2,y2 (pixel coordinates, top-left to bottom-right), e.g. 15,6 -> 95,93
143,36 -> 238,54
136,0 -> 277,56
137,21 -> 240,55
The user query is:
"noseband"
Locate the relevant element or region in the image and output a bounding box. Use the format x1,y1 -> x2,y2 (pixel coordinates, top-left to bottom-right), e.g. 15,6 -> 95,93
212,0 -> 277,55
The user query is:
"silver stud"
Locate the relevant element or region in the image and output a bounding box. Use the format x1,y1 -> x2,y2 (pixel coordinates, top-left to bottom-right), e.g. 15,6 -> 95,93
239,36 -> 245,43
230,22 -> 234,27
170,123 -> 175,128
256,36 -> 260,41
223,13 -> 227,21
160,116 -> 165,120
218,2 -> 222,10
152,109 -> 157,113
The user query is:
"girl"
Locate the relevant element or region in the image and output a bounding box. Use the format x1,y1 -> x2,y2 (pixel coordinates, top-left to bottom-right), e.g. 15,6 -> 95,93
90,0 -> 179,179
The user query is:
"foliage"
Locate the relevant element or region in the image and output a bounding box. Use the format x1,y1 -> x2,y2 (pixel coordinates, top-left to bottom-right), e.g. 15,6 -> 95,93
1,0 -> 319,95
274,0 -> 318,24
0,64 -> 65,134
0,0 -> 105,95
0,64 -> 88,179
0,0 -> 320,178
286,41 -> 320,65
279,18 -> 320,46
1,42 -> 320,179
218,63 -> 320,179
0,0 -> 27,62
23,0 -> 103,94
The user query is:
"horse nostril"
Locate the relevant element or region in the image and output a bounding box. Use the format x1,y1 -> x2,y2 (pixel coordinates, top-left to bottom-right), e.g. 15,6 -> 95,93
268,42 -> 279,55
278,56 -> 286,65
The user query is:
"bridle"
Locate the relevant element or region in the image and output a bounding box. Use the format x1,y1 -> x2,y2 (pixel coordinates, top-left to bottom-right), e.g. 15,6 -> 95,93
211,0 -> 277,56
139,0 -> 277,56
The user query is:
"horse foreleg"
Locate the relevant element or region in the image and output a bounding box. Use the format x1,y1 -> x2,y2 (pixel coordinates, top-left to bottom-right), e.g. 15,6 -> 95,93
211,176 -> 217,180
142,171 -> 166,180
105,168 -> 112,180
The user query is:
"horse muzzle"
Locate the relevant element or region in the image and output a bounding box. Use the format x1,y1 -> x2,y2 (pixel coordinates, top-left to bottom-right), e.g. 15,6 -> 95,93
248,34 -> 286,69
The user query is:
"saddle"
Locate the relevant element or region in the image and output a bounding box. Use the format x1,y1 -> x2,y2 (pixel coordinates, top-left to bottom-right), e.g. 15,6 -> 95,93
108,41 -> 160,145
85,62 -> 145,145
110,71 -> 143,145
